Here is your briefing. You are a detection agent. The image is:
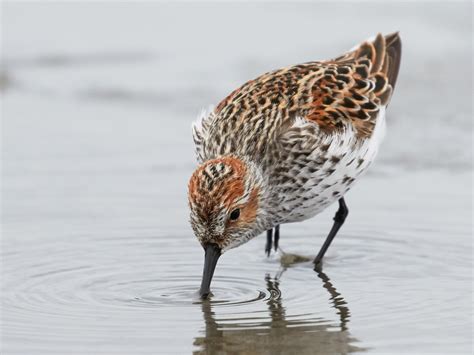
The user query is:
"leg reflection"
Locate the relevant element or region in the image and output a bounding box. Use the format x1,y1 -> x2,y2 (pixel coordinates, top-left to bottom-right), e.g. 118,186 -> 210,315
315,268 -> 350,331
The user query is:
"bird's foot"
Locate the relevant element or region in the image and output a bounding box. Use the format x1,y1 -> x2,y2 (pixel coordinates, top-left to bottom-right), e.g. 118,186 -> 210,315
313,258 -> 324,271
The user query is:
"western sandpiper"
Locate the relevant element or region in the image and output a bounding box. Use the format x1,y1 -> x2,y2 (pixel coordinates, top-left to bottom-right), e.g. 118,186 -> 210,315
188,33 -> 402,298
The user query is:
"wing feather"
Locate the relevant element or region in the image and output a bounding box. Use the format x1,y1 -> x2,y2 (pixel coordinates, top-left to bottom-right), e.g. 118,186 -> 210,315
303,32 -> 402,138
198,32 -> 402,159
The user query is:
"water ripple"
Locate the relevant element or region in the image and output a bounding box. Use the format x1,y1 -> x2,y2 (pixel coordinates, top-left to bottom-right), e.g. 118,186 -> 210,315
2,210 -> 471,354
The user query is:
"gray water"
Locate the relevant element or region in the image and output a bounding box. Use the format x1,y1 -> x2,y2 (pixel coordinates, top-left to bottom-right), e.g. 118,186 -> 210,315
1,2 -> 472,354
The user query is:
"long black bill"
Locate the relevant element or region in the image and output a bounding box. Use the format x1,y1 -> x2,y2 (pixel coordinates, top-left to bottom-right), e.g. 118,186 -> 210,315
199,243 -> 221,299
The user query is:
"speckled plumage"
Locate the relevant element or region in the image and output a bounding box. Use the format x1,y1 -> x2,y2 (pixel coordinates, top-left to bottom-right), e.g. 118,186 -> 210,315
189,33 -> 401,253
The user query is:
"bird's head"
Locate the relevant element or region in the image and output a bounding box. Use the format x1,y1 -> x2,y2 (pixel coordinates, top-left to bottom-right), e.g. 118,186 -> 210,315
188,156 -> 266,298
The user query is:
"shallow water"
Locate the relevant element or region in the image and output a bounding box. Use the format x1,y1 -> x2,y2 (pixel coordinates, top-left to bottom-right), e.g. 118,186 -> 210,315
2,2 -> 473,354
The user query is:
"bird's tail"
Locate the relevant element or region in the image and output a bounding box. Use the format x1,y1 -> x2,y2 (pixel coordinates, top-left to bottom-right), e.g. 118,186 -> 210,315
335,32 -> 402,106
381,32 -> 402,90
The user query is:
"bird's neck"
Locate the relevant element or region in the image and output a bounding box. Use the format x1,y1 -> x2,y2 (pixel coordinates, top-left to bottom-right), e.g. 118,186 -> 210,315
246,160 -> 281,231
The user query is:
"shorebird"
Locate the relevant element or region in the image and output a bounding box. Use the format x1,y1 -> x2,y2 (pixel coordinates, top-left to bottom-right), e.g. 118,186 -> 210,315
188,33 -> 402,298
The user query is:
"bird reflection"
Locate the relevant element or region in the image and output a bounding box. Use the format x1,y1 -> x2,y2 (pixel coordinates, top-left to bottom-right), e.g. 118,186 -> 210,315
193,268 -> 364,354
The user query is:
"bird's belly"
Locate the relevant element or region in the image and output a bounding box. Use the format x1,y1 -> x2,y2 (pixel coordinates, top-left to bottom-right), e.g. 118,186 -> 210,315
279,112 -> 386,224
283,159 -> 368,223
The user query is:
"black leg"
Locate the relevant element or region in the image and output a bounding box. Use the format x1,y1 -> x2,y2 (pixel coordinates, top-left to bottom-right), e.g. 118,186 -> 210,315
313,198 -> 349,267
265,229 -> 273,257
274,225 -> 280,251
266,225 -> 281,256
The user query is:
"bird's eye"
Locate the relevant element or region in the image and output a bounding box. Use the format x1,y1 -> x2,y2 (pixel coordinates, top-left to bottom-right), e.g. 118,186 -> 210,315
229,208 -> 240,221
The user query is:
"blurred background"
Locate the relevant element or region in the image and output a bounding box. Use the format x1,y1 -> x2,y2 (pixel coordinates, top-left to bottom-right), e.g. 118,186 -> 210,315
2,2 -> 472,354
